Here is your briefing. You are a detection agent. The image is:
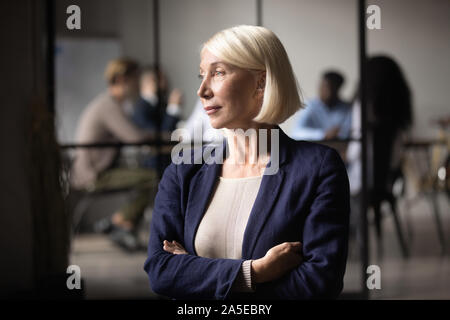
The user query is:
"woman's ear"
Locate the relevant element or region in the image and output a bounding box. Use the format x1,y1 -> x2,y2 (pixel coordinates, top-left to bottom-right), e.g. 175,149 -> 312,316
257,71 -> 266,91
256,71 -> 266,97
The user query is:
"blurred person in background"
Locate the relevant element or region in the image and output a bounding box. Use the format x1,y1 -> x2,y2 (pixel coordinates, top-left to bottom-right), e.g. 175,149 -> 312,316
346,55 -> 413,247
70,57 -> 158,252
291,70 -> 352,141
130,66 -> 183,170
132,66 -> 182,133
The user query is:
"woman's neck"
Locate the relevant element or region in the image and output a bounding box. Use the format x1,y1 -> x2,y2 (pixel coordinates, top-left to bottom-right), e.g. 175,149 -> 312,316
222,123 -> 275,167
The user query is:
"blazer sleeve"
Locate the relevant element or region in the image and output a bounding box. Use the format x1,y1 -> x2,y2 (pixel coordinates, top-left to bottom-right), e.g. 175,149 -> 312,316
257,148 -> 350,299
143,163 -> 245,300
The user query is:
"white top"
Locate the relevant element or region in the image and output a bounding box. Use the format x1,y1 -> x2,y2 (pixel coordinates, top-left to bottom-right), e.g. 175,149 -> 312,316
194,175 -> 263,292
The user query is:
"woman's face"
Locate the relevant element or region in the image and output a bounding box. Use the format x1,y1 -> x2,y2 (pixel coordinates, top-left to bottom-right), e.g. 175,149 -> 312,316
197,49 -> 264,129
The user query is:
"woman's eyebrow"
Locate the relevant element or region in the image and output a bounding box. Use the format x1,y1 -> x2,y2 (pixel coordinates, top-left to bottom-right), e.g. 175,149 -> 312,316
199,61 -> 226,71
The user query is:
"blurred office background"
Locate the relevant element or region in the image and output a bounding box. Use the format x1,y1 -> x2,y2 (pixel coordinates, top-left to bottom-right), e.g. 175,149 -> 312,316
1,0 -> 449,299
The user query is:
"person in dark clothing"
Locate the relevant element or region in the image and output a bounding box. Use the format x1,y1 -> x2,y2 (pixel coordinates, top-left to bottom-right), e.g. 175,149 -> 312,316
347,55 -> 413,255
132,66 -> 182,132
131,67 -> 183,171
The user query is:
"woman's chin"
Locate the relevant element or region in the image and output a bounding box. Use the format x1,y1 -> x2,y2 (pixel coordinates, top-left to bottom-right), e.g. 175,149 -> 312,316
209,118 -> 226,130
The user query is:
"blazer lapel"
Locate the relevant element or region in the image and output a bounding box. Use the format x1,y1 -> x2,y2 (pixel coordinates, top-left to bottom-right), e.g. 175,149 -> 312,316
241,168 -> 285,259
184,144 -> 224,255
242,126 -> 290,259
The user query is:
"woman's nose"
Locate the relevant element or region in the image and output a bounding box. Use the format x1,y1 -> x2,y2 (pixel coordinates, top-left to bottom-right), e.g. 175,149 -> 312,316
197,79 -> 213,99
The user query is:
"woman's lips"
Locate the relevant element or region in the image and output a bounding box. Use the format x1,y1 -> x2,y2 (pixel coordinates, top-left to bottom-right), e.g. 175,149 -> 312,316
204,106 -> 222,115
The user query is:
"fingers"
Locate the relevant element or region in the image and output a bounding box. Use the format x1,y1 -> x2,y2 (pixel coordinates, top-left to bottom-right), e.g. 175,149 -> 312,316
172,240 -> 183,247
284,243 -> 303,266
289,242 -> 302,253
163,240 -> 188,255
163,240 -> 174,253
280,241 -> 302,253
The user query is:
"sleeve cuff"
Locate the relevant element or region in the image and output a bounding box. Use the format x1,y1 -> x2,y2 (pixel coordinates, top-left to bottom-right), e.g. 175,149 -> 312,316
166,103 -> 181,117
242,259 -> 254,291
231,260 -> 254,293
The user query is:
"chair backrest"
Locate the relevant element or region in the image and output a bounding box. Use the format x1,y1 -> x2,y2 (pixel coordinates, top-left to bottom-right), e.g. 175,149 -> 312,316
369,126 -> 407,204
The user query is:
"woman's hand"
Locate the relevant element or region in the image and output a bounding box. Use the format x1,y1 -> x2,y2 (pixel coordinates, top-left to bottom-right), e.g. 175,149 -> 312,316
163,240 -> 188,255
251,242 -> 303,284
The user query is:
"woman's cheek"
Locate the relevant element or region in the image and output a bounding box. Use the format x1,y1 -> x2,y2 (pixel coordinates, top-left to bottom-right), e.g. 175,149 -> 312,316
211,81 -> 225,97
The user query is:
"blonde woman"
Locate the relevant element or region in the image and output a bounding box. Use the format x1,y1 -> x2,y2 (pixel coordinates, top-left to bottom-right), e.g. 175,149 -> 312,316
144,25 -> 350,299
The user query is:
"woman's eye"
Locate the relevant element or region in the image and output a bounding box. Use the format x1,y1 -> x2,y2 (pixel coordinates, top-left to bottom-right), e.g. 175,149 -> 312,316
197,71 -> 224,80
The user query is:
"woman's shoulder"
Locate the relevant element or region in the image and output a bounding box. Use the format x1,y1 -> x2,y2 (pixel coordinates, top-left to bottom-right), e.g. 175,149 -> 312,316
284,138 -> 344,170
281,139 -> 348,192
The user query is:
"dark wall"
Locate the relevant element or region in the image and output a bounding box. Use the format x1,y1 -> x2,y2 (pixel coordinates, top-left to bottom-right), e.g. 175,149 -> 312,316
0,0 -> 70,298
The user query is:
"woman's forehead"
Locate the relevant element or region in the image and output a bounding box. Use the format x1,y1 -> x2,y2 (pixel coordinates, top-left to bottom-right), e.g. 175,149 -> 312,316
199,49 -> 224,69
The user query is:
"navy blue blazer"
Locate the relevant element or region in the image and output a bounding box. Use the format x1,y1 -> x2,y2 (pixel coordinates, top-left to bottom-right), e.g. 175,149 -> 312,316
144,127 -> 350,300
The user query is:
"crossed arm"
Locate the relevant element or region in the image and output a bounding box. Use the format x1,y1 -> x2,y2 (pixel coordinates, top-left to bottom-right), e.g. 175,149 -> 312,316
163,240 -> 304,285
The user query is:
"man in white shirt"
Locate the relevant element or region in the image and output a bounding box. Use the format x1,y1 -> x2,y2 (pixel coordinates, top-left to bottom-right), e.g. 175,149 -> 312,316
291,71 -> 352,141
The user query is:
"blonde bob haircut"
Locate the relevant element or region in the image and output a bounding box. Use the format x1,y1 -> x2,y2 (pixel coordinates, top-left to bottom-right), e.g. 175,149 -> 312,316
202,25 -> 303,124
